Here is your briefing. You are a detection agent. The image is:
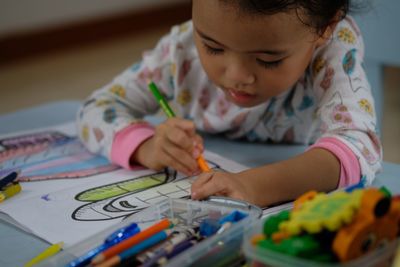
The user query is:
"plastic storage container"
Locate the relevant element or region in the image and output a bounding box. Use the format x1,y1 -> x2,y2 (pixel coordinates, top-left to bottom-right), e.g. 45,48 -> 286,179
37,197 -> 261,267
243,216 -> 399,267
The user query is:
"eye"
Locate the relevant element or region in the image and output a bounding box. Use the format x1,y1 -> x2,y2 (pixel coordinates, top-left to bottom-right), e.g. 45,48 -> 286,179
256,58 -> 282,69
203,43 -> 224,55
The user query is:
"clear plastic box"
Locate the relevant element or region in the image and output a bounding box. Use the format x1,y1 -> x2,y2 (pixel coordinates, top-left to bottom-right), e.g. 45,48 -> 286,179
37,197 -> 261,267
242,216 -> 400,267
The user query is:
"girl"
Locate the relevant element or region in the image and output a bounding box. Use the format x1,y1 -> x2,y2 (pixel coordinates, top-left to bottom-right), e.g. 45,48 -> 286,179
77,0 -> 382,206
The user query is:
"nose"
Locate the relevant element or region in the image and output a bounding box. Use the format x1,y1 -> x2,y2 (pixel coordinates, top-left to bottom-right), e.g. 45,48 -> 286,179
224,57 -> 256,87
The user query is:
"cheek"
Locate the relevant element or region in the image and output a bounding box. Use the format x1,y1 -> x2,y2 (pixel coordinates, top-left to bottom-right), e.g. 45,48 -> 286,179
257,67 -> 298,95
195,36 -> 225,81
260,50 -> 314,93
198,52 -> 223,83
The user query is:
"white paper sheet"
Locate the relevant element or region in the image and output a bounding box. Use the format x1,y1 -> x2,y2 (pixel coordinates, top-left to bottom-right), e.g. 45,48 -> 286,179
0,122 -> 247,246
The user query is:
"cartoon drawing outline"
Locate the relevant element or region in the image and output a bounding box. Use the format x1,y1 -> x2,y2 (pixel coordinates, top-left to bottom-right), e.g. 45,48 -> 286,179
72,162 -> 221,222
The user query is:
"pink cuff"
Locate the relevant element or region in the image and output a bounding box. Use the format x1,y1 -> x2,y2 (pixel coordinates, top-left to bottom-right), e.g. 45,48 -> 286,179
111,123 -> 155,170
309,137 -> 361,188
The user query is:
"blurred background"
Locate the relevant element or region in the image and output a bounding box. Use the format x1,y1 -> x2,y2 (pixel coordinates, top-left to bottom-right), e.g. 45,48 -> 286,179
0,0 -> 399,164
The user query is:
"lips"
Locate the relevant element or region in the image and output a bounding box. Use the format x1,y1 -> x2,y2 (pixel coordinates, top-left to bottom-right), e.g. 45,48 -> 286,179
225,88 -> 256,106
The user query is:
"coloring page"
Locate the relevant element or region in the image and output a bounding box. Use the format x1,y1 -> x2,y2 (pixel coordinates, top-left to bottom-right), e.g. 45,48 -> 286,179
0,122 -> 247,246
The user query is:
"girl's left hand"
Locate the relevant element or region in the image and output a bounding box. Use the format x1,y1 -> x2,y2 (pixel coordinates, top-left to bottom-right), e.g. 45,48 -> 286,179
190,171 -> 254,204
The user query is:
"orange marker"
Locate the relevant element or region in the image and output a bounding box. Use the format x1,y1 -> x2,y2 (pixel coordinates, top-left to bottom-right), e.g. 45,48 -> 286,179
197,155 -> 211,172
91,218 -> 172,264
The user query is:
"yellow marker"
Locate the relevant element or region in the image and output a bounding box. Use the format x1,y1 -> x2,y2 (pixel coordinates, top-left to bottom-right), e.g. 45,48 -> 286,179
24,242 -> 64,267
0,182 -> 22,203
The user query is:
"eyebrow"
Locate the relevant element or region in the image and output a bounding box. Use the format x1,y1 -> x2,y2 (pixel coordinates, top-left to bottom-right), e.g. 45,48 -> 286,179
195,28 -> 288,56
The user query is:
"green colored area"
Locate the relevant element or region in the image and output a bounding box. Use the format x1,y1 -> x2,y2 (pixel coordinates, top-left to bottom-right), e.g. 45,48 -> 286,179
76,173 -> 167,201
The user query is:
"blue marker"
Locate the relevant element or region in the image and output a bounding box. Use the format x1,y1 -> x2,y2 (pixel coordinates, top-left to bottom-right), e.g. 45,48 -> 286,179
344,180 -> 365,192
0,171 -> 19,190
67,222 -> 140,267
219,210 -> 248,224
199,210 -> 248,237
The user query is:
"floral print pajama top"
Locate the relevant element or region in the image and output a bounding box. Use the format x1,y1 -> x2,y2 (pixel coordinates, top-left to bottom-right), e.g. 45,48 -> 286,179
77,17 -> 382,187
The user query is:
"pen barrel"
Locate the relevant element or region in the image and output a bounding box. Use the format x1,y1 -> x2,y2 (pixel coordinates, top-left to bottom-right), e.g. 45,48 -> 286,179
148,80 -> 210,172
148,81 -> 176,118
0,171 -> 19,189
24,242 -> 63,267
101,219 -> 171,259
120,230 -> 169,260
159,100 -> 175,118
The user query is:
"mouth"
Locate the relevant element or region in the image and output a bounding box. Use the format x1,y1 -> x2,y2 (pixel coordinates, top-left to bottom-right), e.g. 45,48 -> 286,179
224,88 -> 257,106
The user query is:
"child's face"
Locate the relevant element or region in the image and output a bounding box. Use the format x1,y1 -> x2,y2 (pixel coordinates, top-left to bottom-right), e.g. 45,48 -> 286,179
192,0 -> 326,107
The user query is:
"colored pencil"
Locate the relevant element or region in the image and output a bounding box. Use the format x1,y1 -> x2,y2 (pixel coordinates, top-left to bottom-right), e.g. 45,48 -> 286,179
137,229 -> 190,262
91,218 -> 172,264
67,222 -> 139,267
96,230 -> 172,267
24,242 -> 64,267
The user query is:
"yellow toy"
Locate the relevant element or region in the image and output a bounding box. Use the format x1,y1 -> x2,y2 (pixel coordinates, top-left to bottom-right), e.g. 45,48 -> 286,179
254,187 -> 400,264
280,190 -> 362,235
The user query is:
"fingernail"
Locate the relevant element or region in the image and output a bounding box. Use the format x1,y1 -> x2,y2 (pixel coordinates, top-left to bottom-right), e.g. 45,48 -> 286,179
191,192 -> 197,199
193,140 -> 203,151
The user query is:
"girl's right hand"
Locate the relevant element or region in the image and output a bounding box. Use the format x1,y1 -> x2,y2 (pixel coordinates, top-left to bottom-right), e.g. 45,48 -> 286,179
132,118 -> 203,176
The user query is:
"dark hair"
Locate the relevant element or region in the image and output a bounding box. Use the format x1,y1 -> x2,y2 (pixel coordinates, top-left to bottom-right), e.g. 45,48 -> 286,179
220,0 -> 357,34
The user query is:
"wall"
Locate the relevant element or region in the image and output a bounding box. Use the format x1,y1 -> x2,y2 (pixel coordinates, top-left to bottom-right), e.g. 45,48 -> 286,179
0,0 -> 186,36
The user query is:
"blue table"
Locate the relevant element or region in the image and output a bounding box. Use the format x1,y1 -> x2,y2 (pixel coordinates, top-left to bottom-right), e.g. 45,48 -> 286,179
0,101 -> 399,267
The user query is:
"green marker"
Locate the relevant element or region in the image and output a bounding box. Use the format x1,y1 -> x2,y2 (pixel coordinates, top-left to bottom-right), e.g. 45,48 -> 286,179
148,81 -> 176,118
147,81 -> 211,172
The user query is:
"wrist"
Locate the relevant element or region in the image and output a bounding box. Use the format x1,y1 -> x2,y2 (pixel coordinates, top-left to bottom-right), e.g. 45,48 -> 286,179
235,171 -> 262,205
131,137 -> 153,167
237,165 -> 288,207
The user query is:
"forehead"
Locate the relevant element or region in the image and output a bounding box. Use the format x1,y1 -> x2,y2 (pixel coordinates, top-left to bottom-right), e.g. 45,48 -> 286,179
192,0 -> 314,52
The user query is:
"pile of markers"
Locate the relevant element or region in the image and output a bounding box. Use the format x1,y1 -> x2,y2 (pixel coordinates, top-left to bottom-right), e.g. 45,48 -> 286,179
250,186 -> 400,264
0,171 -> 21,203
68,210 -> 248,267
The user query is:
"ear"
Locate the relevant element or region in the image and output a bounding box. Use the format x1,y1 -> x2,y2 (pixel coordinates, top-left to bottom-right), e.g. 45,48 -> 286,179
315,25 -> 336,47
315,11 -> 343,47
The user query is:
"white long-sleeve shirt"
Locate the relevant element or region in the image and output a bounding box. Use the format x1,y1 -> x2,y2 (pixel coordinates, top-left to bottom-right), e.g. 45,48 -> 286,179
77,17 -> 382,187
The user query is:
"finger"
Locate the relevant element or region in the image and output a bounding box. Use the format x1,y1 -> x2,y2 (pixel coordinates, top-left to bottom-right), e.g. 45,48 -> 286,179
193,134 -> 204,152
191,171 -> 214,188
166,118 -> 196,136
165,127 -> 195,152
162,151 -> 194,176
162,141 -> 199,173
191,173 -> 224,200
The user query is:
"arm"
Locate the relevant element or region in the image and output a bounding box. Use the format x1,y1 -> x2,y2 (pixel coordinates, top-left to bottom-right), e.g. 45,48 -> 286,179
239,148 -> 340,206
192,148 -> 339,207
77,22 -> 201,172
